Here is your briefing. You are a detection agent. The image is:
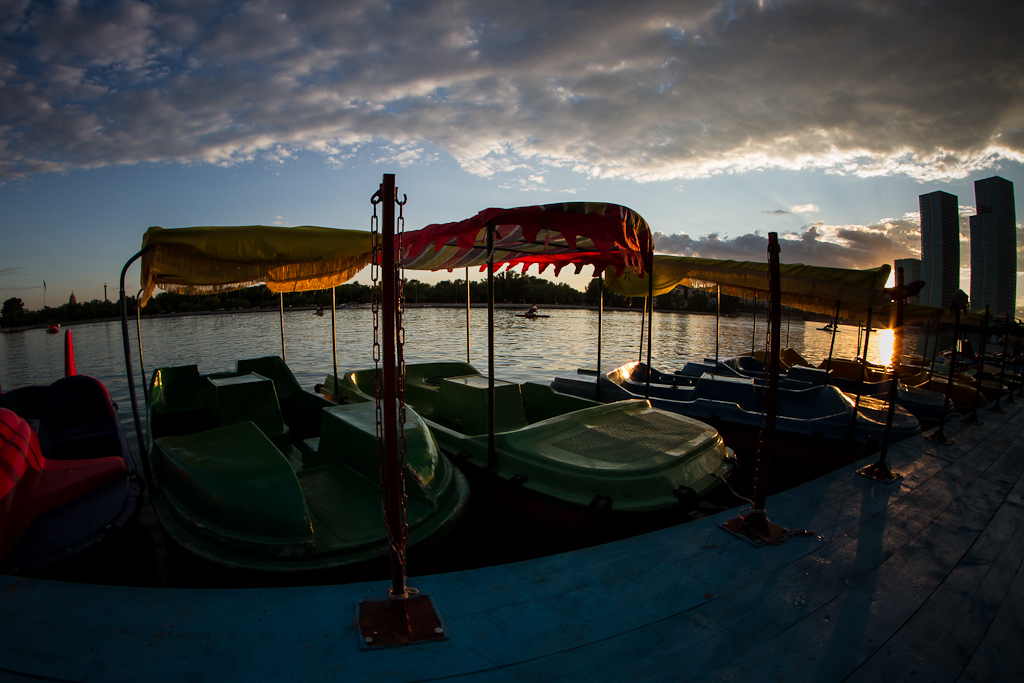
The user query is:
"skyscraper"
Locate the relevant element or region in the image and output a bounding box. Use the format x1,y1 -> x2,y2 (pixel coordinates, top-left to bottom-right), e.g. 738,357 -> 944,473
919,191 -> 959,309
969,176 -> 1016,317
893,258 -> 922,289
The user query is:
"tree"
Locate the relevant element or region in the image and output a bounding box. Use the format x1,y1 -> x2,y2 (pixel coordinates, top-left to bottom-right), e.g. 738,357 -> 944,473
2,297 -> 25,318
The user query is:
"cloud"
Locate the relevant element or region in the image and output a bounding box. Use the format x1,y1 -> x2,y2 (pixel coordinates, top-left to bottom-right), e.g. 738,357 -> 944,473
2,1 -> 1023,182
654,214 -> 921,270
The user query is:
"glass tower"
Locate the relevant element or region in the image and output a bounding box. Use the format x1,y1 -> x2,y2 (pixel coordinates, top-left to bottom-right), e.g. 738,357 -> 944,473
969,176 -> 1016,317
919,191 -> 960,309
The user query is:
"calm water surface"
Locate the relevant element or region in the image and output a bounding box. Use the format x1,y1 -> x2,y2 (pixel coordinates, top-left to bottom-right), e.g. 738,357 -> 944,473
0,307 -> 923,584
1,306 -> 913,448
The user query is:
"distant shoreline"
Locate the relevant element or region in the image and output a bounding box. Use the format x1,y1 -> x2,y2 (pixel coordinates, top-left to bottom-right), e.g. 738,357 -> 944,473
2,302 -> 820,334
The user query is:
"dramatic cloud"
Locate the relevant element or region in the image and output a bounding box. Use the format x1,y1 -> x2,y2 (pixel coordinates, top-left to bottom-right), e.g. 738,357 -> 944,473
2,0 -> 1023,183
653,215 -> 921,270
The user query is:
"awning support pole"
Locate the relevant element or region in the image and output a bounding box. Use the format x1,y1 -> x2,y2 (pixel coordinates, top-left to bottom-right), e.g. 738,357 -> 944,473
331,287 -> 339,395
645,256 -> 653,401
597,274 -> 603,401
466,268 -> 471,364
487,225 -> 497,471
118,249 -> 151,487
715,285 -> 721,365
995,314 -> 1013,407
848,307 -> 873,437
858,268 -> 902,483
279,292 -> 286,362
825,300 -> 840,375
927,302 -> 961,445
135,288 -> 149,405
963,306 -> 989,424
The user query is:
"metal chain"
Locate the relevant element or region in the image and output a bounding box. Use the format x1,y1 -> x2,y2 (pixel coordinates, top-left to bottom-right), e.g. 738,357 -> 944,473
369,191 -> 389,548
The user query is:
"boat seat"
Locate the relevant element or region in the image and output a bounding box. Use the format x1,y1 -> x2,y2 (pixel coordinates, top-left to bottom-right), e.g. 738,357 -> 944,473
1,408 -> 128,561
206,373 -> 291,449
692,375 -> 758,410
433,375 -> 529,435
236,357 -> 301,400
152,365 -> 208,414
153,422 -> 313,553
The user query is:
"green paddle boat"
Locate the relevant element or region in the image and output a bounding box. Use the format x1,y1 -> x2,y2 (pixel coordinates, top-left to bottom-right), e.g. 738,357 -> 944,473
320,361 -> 735,525
147,356 -> 469,574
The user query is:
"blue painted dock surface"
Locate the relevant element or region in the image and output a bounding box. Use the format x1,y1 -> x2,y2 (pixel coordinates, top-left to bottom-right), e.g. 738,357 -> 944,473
2,400 -> 1023,681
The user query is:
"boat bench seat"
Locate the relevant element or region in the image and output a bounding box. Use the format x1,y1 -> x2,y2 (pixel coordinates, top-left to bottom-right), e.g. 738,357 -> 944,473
206,373 -> 291,449
692,375 -> 758,411
433,375 -> 529,435
305,404 -> 379,480
154,422 -> 313,552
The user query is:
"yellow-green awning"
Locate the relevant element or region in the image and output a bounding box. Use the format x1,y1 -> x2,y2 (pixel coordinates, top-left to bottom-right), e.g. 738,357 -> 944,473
139,225 -> 373,306
605,254 -> 892,320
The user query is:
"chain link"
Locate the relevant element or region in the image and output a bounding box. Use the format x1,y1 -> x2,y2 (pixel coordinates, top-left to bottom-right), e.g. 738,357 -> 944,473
395,194 -> 409,555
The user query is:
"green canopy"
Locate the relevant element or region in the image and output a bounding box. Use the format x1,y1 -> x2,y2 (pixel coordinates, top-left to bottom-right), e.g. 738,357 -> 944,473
139,225 -> 373,306
605,254 -> 893,320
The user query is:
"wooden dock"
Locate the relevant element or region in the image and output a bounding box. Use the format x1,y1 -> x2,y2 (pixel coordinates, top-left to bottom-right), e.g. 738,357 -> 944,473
2,399 -> 1022,681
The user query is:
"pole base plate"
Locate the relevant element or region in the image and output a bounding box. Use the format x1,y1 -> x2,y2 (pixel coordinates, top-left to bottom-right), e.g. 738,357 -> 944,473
357,593 -> 447,649
856,461 -> 901,484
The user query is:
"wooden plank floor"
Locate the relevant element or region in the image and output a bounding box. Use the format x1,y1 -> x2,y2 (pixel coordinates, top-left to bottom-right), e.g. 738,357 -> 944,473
1,399 -> 1022,681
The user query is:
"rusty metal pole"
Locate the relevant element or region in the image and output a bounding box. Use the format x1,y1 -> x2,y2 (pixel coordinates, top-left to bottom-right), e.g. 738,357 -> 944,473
487,225 -> 497,471
825,300 -> 840,375
379,174 -> 407,598
722,233 -> 789,544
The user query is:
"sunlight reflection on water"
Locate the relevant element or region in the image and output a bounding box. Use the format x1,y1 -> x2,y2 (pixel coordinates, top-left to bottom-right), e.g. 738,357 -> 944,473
1,306 -> 921,447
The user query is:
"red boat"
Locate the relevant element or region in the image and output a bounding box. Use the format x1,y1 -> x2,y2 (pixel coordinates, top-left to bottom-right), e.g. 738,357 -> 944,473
0,366 -> 141,572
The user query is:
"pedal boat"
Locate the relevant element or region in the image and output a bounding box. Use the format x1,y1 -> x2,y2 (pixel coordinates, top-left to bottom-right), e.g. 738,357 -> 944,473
146,356 -> 468,574
320,361 -> 736,524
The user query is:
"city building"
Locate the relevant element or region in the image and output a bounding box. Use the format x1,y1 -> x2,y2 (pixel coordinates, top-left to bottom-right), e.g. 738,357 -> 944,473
919,191 -> 960,309
969,176 -> 1016,317
893,258 -> 922,291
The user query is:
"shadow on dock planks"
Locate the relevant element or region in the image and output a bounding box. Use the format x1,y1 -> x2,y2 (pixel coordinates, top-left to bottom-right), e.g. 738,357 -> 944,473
1,400 -> 1022,681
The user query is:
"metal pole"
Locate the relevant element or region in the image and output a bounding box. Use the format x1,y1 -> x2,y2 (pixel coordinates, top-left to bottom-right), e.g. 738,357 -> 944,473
487,225 -> 496,471
638,296 -> 646,365
119,250 -> 150,486
379,173 -> 406,598
875,268 -> 904,476
715,284 -> 721,365
135,288 -> 149,405
466,267 -> 471,364
751,291 -> 757,356
993,313 -> 1010,410
331,287 -> 338,395
825,300 -> 840,375
597,274 -> 603,401
279,292 -> 286,362
786,307 -> 791,349
646,256 -> 653,401
752,234 -> 781,521
928,303 -> 960,445
965,306 -> 989,423
849,307 -> 873,435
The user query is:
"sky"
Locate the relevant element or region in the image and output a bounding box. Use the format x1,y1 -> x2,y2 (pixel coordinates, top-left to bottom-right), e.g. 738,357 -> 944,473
2,0 -> 1023,312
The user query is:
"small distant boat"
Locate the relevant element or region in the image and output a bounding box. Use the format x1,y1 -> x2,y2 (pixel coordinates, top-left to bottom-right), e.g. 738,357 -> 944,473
818,324 -> 838,332
45,325 -> 59,334
515,313 -> 550,319
314,306 -> 325,316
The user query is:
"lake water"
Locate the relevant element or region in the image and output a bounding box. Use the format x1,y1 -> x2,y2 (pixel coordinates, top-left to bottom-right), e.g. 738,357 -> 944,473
0,306 -> 924,584
1,305 -> 914,448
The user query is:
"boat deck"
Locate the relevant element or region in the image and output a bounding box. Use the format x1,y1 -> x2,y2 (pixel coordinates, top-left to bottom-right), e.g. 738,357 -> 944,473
2,399 -> 1023,681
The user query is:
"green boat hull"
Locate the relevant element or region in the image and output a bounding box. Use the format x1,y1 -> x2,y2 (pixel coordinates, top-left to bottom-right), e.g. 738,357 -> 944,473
147,356 -> 469,574
322,362 -> 734,520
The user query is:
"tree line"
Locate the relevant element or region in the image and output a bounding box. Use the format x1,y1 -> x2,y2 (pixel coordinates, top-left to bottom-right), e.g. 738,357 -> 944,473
2,272 -> 741,328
